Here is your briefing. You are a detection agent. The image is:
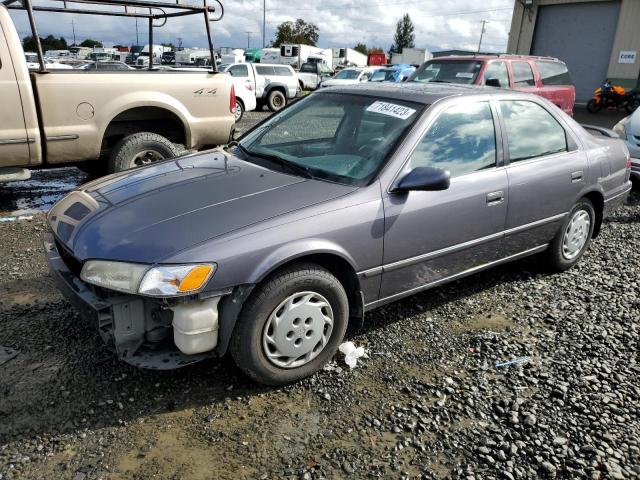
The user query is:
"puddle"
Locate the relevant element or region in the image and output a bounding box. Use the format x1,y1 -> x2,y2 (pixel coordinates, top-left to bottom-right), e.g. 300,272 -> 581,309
0,167 -> 88,217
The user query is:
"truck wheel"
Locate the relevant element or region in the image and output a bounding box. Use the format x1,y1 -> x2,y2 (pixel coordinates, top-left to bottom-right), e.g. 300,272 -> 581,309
234,100 -> 245,122
267,90 -> 287,112
230,263 -> 349,385
109,132 -> 184,173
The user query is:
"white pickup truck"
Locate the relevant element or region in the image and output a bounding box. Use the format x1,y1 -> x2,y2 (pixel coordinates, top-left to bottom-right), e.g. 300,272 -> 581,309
0,0 -> 234,181
222,63 -> 299,111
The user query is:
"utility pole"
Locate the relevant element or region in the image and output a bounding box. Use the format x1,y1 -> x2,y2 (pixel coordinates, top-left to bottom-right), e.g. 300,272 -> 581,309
262,0 -> 266,47
246,31 -> 254,49
477,20 -> 488,53
135,15 -> 139,46
71,18 -> 76,45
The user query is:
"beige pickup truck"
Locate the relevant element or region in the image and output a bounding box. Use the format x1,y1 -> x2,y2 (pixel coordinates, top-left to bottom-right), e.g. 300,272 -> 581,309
0,3 -> 234,181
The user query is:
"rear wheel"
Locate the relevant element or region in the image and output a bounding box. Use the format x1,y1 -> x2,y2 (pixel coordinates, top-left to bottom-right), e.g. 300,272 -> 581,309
230,263 -> 349,385
587,99 -> 601,113
108,132 -> 184,173
545,199 -> 595,272
267,90 -> 287,112
234,100 -> 245,122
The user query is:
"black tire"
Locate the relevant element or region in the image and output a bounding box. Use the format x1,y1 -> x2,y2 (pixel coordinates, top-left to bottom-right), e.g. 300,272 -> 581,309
234,99 -> 245,122
230,263 -> 349,385
267,89 -> 287,112
625,97 -> 640,114
545,198 -> 595,272
108,132 -> 184,173
587,99 -> 601,113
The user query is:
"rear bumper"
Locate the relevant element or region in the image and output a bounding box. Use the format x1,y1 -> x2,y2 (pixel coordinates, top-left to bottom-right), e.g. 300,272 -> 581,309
603,181 -> 632,216
43,233 -> 216,369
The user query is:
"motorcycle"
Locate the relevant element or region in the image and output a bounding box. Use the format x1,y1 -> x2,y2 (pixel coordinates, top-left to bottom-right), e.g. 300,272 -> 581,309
587,81 -> 640,114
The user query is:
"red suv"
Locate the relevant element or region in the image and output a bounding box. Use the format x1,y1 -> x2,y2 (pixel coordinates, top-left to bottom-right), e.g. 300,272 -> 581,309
408,55 -> 576,115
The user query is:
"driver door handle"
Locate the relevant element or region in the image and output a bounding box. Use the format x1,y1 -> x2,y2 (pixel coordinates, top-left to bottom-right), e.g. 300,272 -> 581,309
486,191 -> 504,206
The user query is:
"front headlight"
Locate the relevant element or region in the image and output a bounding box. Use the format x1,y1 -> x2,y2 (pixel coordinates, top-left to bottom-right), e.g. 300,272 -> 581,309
80,261 -> 215,297
613,120 -> 627,140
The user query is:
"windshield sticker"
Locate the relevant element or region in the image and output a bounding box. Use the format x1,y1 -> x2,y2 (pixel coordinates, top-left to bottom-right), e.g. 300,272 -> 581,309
366,101 -> 416,120
455,72 -> 474,79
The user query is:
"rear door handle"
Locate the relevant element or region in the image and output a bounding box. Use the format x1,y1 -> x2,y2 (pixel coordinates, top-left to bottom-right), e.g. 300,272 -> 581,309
486,191 -> 504,206
571,171 -> 583,182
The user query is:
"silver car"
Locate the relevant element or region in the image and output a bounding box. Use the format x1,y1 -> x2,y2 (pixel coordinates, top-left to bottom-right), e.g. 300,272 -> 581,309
45,83 -> 632,385
613,109 -> 640,185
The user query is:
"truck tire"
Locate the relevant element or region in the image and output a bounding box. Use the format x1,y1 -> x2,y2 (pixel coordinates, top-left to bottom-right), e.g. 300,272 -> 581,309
267,90 -> 287,112
109,132 -> 184,173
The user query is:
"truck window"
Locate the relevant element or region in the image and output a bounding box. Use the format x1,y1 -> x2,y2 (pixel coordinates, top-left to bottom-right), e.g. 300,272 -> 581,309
535,61 -> 572,86
512,62 -> 535,87
274,66 -> 293,76
256,65 -> 275,76
300,64 -> 316,73
229,64 -> 248,77
483,61 -> 509,88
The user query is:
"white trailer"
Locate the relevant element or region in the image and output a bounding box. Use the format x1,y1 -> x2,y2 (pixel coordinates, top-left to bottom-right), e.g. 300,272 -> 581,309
260,48 -> 280,64
279,44 -> 327,69
391,47 -> 432,66
175,48 -> 210,65
331,48 -> 367,68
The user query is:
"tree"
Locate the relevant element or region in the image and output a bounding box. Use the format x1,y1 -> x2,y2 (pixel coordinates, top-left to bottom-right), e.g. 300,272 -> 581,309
22,35 -> 67,53
353,43 -> 368,55
80,39 -> 103,48
389,13 -> 415,54
273,19 -> 319,47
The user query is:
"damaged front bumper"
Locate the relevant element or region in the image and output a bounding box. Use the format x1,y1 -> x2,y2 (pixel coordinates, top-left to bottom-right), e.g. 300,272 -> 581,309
43,233 -> 252,370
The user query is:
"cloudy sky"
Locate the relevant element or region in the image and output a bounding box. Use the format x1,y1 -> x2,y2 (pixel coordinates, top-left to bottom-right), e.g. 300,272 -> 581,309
9,0 -> 514,53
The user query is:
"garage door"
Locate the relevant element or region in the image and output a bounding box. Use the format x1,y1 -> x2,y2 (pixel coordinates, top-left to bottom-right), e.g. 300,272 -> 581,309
531,1 -> 621,103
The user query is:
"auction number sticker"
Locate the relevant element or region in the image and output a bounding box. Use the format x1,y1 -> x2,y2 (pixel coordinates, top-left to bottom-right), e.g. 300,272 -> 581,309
366,101 -> 416,120
455,72 -> 474,79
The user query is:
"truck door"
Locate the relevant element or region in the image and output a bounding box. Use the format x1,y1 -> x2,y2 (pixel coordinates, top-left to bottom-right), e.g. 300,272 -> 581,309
0,21 -> 30,167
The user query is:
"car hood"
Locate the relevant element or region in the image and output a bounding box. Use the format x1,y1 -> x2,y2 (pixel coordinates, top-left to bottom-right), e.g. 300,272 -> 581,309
48,150 -> 356,263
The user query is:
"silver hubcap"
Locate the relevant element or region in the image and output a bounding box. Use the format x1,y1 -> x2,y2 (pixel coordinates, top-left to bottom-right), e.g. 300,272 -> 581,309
131,149 -> 164,167
562,210 -> 591,260
262,291 -> 334,369
234,104 -> 242,121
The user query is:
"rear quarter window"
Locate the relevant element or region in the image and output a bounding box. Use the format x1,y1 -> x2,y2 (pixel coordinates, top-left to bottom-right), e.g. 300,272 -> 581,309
274,66 -> 293,76
535,61 -> 572,86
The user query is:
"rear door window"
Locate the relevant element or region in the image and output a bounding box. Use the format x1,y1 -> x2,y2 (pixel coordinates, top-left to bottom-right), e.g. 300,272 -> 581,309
512,62 -> 535,87
228,64 -> 248,77
255,66 -> 275,76
274,66 -> 293,76
483,61 -> 509,87
535,61 -> 572,86
499,100 -> 567,162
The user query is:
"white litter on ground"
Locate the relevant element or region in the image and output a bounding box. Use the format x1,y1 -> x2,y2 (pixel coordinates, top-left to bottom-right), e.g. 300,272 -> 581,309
0,215 -> 34,223
338,341 -> 367,369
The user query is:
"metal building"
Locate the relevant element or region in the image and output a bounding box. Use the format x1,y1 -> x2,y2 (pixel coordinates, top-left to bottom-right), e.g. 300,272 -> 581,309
507,0 -> 640,102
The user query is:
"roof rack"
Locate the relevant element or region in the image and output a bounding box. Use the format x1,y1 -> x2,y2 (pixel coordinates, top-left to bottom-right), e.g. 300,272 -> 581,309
3,0 -> 223,72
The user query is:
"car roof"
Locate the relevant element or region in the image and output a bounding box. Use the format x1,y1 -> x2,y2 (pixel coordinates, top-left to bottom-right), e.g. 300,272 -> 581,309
317,82 -> 519,105
432,54 -> 563,63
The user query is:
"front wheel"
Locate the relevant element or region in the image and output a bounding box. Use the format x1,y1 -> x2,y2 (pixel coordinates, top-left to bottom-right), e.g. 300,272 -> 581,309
545,199 -> 595,272
108,132 -> 184,173
625,97 -> 640,114
267,90 -> 287,112
587,99 -> 601,113
230,263 -> 349,385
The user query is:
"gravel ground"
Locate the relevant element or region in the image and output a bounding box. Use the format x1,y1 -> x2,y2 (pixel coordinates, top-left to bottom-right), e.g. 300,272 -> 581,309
0,109 -> 638,480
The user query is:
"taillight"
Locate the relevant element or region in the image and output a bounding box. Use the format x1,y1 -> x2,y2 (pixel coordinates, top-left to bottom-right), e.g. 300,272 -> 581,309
230,85 -> 236,114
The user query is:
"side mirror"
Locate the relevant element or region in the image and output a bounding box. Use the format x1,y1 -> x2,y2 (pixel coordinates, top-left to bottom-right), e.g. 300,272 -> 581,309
485,78 -> 501,87
394,166 -> 450,192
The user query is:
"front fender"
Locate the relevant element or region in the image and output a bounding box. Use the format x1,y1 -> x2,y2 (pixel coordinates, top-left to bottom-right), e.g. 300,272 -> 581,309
248,238 -> 359,284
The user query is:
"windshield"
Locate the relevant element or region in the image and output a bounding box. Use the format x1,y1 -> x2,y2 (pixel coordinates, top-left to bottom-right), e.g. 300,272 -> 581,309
239,93 -> 423,186
370,69 -> 396,82
410,60 -> 483,84
334,69 -> 360,80
300,64 -> 316,73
